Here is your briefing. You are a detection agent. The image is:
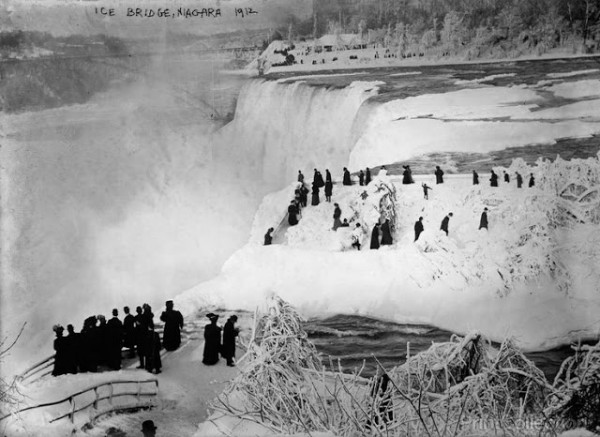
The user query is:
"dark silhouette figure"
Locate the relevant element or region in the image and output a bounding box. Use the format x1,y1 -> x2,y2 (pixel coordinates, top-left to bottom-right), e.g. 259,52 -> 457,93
141,420 -> 157,437
402,165 -> 414,184
332,203 -> 342,231
516,172 -> 523,188
312,168 -> 319,186
343,167 -> 352,185
135,306 -> 147,369
370,223 -> 380,249
96,315 -> 109,367
52,325 -> 68,376
490,170 -> 498,187
65,324 -> 79,374
325,169 -> 332,184
144,326 -> 162,374
435,166 -> 444,184
422,183 -> 432,200
264,227 -> 274,245
299,184 -> 308,207
123,306 -> 136,356
316,171 -> 325,188
504,171 -> 510,183
340,219 -> 350,227
479,207 -> 489,230
221,315 -> 239,367
359,170 -> 365,186
441,213 -> 453,236
351,223 -> 363,250
106,309 -> 123,370
288,201 -> 299,225
80,316 -> 98,372
380,219 -> 393,245
203,313 -> 222,365
365,168 -> 372,185
325,180 -> 333,202
161,300 -> 184,351
414,217 -> 424,242
529,173 -> 535,187
297,170 -> 304,183
311,182 -> 320,206
142,304 -> 155,330
472,170 -> 479,185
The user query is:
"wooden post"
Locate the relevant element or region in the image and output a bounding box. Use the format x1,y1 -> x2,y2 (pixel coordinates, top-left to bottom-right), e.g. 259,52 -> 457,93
137,381 -> 141,401
69,397 -> 75,423
108,383 -> 114,405
93,387 -> 99,409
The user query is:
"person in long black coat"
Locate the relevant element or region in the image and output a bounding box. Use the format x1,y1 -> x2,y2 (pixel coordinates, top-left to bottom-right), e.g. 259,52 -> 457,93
52,325 -> 68,376
221,315 -> 239,367
96,315 -> 109,367
324,180 -> 333,202
479,207 -> 488,230
123,306 -> 136,357
316,171 -> 325,188
313,168 -> 319,186
298,170 -> 304,183
203,313 -> 221,365
516,172 -> 523,188
106,309 -> 123,370
332,203 -> 342,230
264,227 -> 274,245
472,170 -> 479,185
370,223 -> 380,249
144,326 -> 162,374
402,166 -> 412,184
311,182 -> 320,206
365,168 -> 372,185
343,168 -> 352,185
440,212 -> 453,236
65,324 -> 79,374
135,306 -> 147,369
435,166 -> 444,184
414,217 -> 424,242
80,316 -> 98,372
380,219 -> 393,245
325,169 -> 332,184
288,201 -> 299,225
529,173 -> 535,187
490,170 -> 498,187
359,170 -> 365,186
161,300 -> 184,351
504,171 -> 510,183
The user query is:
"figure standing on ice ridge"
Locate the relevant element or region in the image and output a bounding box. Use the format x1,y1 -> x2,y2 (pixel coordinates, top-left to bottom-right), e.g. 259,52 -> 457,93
402,165 -> 414,184
288,200 -> 299,225
516,172 -> 523,188
343,167 -> 352,185
311,182 -> 320,206
490,170 -> 498,187
370,223 -> 380,249
325,178 -> 333,202
504,171 -> 510,183
440,212 -> 453,236
380,219 -> 393,245
298,170 -> 304,183
365,168 -> 372,185
529,173 -> 535,187
106,308 -> 123,370
161,300 -> 184,351
221,315 -> 240,367
52,324 -> 67,376
472,170 -> 479,185
359,170 -> 365,186
422,183 -> 432,200
264,227 -> 274,245
479,207 -> 489,230
435,166 -> 444,184
203,313 -> 221,365
351,223 -> 363,250
414,217 -> 424,241
332,203 -> 343,230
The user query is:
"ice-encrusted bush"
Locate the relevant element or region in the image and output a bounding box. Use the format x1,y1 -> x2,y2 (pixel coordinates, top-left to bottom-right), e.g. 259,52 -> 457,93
347,174 -> 398,235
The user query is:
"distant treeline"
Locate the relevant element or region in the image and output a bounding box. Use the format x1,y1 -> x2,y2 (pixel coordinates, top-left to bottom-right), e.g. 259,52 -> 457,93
280,0 -> 600,57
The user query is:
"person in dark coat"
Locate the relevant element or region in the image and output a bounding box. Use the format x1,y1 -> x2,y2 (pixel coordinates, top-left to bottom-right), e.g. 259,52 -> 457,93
298,170 -> 304,183
516,172 -> 523,188
370,223 -> 380,249
65,324 -> 79,374
311,182 -> 320,206
312,168 -> 319,186
52,325 -> 68,376
221,315 -> 239,367
135,306 -> 147,369
380,219 -> 393,245
141,420 -> 157,437
359,170 -> 365,186
161,300 -> 184,351
440,212 -> 453,236
332,203 -> 342,230
503,171 -> 510,183
529,173 -> 535,188
80,316 -> 98,372
106,309 -> 123,370
264,227 -> 274,245
365,168 -> 372,185
422,183 -> 432,200
142,304 -> 155,330
316,171 -> 325,188
324,179 -> 333,202
414,217 -> 424,241
96,315 -> 109,367
123,306 -> 136,357
288,201 -> 299,225
340,219 -> 350,227
203,313 -> 222,365
434,166 -> 444,184
402,166 -> 414,184
490,170 -> 498,187
144,325 -> 162,374
325,169 -> 332,184
479,207 -> 488,230
343,167 -> 352,185
472,170 -> 479,185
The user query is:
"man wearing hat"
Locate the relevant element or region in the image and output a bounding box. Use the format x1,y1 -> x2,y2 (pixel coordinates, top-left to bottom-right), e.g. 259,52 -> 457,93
221,315 -> 240,367
160,300 -> 184,351
141,420 -> 157,437
479,207 -> 489,230
203,313 -> 221,365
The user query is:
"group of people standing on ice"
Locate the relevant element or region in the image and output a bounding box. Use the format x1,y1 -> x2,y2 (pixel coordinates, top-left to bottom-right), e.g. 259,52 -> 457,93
52,301 -> 184,377
202,313 -> 240,367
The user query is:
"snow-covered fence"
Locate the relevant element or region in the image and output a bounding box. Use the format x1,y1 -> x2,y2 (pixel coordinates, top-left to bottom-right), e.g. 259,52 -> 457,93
0,378 -> 159,429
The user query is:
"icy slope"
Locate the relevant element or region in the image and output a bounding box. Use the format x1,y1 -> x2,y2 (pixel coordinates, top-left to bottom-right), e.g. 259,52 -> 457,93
178,157 -> 600,351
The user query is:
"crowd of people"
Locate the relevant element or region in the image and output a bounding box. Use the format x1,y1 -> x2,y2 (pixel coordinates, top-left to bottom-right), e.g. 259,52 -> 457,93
202,313 -> 240,367
52,300 -> 184,376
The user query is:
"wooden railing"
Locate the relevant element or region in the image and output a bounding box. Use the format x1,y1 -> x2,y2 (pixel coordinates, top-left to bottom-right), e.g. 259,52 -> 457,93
0,379 -> 159,428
